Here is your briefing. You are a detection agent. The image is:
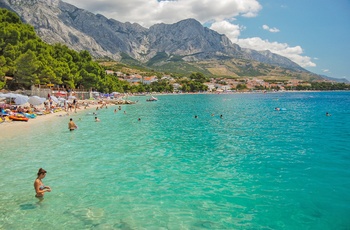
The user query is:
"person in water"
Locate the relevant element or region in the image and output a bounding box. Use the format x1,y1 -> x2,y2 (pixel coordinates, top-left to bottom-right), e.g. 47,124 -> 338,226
68,118 -> 77,131
34,168 -> 51,198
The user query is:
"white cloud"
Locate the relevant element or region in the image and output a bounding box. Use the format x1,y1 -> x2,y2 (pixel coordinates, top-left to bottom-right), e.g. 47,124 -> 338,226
236,37 -> 316,67
262,24 -> 280,33
63,0 -> 262,27
210,21 -> 315,68
210,21 -> 243,43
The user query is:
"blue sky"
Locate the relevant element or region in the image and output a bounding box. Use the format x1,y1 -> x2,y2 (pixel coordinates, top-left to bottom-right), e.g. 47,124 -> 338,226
63,0 -> 350,81
237,0 -> 350,81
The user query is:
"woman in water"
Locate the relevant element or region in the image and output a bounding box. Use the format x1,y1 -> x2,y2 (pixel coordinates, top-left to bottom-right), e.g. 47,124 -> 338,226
34,168 -> 51,198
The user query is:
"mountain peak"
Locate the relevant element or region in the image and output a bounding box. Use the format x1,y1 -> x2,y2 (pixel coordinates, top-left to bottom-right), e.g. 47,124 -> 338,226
1,0 -> 309,73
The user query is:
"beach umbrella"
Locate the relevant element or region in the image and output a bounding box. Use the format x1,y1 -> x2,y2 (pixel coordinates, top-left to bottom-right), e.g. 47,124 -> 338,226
28,96 -> 46,106
55,91 -> 67,97
4,93 -> 18,98
1,93 -> 16,105
68,95 -> 76,100
50,95 -> 59,103
14,95 -> 29,105
58,97 -> 66,106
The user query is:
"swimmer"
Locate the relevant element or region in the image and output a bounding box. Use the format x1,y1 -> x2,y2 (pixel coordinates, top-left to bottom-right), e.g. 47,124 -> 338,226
34,168 -> 51,198
95,116 -> 100,122
194,115 -> 198,119
326,112 -> 332,116
220,114 -> 223,119
68,118 -> 77,131
138,118 -> 141,121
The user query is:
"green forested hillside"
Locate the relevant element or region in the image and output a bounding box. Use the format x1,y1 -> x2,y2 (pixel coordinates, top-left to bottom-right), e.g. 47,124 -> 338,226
0,8 -> 131,92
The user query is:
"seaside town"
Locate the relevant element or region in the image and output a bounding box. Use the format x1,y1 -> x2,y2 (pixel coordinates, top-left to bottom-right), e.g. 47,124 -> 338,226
109,70 -> 347,92
104,66 -> 350,94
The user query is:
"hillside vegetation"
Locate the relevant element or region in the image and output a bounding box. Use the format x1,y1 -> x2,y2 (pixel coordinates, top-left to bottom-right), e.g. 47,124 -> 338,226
0,9 -> 130,93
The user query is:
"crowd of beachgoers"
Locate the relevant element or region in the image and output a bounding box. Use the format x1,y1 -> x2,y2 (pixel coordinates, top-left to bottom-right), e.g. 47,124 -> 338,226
0,92 -> 134,126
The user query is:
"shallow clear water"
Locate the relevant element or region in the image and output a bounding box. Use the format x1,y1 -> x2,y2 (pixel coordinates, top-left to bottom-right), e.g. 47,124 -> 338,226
0,92 -> 349,229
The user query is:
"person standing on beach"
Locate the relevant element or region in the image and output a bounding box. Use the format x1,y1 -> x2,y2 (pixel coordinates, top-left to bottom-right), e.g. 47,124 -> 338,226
34,168 -> 51,198
73,99 -> 77,113
68,118 -> 77,131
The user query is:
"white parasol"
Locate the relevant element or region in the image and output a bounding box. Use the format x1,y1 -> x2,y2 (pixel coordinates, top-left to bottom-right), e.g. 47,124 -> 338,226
50,95 -> 59,103
14,95 -> 29,105
28,96 -> 46,106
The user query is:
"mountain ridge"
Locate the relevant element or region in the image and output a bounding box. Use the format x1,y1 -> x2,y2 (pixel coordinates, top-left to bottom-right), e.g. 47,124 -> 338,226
0,0 -> 326,80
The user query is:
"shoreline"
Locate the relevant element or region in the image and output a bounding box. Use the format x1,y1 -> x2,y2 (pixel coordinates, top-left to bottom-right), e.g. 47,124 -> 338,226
0,101 -> 102,138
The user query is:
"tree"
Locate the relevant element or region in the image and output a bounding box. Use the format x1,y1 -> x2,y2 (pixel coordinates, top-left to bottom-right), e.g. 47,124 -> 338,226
14,50 -> 40,88
236,84 -> 247,90
189,72 -> 208,83
0,56 -> 5,89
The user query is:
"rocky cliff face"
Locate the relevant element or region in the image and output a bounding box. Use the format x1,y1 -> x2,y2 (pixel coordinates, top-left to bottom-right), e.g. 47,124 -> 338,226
0,0 -> 304,71
147,19 -> 244,61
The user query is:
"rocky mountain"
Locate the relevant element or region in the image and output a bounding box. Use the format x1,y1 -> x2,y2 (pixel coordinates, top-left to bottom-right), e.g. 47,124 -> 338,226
0,0 -> 307,73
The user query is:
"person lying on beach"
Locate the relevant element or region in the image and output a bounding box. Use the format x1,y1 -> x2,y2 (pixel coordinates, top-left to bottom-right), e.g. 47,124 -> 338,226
68,118 -> 78,131
34,168 -> 51,198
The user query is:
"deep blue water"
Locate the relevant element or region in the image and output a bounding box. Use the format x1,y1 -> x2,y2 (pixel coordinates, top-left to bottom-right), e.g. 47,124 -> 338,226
0,92 -> 349,229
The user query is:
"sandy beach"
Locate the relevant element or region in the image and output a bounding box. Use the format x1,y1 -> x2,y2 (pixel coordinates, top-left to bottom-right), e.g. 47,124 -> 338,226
0,100 -> 102,138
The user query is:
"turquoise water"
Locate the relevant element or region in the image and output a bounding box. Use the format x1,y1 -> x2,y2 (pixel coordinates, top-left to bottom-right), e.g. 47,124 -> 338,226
0,92 -> 349,229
